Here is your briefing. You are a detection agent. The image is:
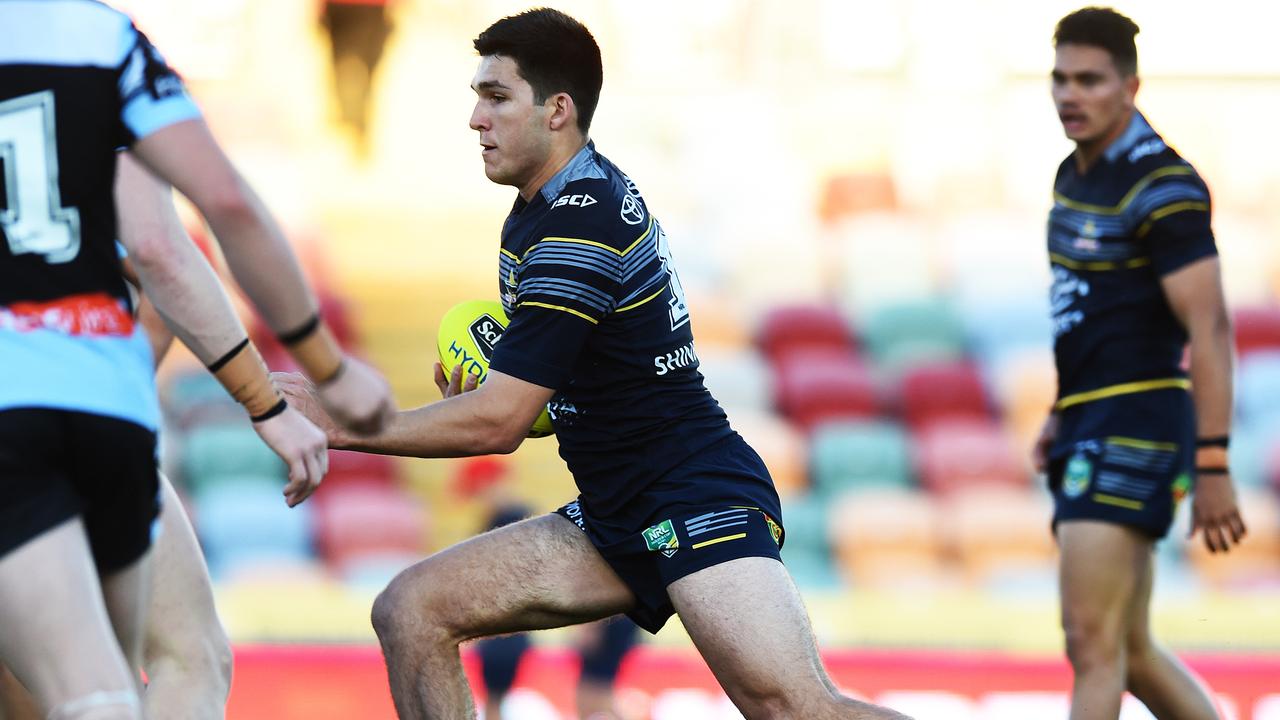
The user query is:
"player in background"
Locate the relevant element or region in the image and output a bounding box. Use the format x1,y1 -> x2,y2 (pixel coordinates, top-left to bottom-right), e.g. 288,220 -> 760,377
280,8 -> 911,720
0,3 -> 394,717
1033,8 -> 1244,719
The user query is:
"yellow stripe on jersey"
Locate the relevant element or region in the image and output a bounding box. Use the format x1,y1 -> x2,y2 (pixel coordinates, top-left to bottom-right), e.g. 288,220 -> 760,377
517,301 -> 600,324
1053,166 -> 1195,215
1106,436 -> 1179,452
1055,378 -> 1191,411
691,533 -> 747,550
1092,493 -> 1144,511
615,284 -> 668,313
1050,253 -> 1151,271
1135,201 -> 1210,239
500,248 -> 521,262
528,218 -> 655,260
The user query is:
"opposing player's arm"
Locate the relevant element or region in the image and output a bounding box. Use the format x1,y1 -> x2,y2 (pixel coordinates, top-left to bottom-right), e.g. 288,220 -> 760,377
114,24 -> 392,432
116,154 -> 329,504
120,256 -> 176,365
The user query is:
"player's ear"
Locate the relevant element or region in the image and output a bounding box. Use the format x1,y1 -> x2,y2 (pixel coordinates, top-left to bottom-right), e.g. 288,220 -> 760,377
546,92 -> 576,132
1124,74 -> 1140,105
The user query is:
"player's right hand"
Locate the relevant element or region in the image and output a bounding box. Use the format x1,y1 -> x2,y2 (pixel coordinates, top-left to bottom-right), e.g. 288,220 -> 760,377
317,355 -> 395,436
252,404 -> 329,507
1032,412 -> 1060,473
434,361 -> 482,399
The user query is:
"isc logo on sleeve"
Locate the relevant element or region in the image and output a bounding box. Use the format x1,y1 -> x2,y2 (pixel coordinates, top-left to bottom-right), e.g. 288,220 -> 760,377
551,193 -> 596,209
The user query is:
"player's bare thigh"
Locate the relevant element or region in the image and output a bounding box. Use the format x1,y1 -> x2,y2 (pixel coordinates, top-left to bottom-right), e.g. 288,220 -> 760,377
374,513 -> 635,641
668,557 -> 901,719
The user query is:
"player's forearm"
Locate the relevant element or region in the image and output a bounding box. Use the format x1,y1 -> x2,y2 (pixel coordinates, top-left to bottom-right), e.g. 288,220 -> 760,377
1187,310 -> 1234,438
129,236 -> 248,365
202,179 -> 318,335
340,397 -> 522,458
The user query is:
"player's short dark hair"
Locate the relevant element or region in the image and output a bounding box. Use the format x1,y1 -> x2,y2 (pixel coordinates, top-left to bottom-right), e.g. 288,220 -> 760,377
474,8 -> 603,134
1054,7 -> 1140,76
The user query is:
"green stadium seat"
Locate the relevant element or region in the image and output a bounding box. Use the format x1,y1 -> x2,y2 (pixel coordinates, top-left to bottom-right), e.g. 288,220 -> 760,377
809,420 -> 913,497
860,298 -> 966,370
180,422 -> 286,490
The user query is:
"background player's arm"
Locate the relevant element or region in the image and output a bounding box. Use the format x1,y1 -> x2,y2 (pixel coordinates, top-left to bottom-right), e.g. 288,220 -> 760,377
278,369 -> 553,457
129,119 -> 393,434
120,257 -> 176,366
115,154 -> 329,505
1160,256 -> 1246,551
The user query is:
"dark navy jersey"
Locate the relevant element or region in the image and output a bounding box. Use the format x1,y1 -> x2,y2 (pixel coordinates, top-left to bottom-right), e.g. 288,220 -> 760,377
490,142 -> 737,518
0,0 -> 200,429
1047,111 -> 1216,411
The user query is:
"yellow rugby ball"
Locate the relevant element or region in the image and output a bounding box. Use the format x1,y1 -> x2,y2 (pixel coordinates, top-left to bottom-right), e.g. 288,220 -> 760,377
437,300 -> 554,438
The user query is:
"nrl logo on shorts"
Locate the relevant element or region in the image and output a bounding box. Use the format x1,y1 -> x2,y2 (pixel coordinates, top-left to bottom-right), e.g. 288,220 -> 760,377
642,519 -> 679,558
1063,452 -> 1092,498
467,314 -> 504,363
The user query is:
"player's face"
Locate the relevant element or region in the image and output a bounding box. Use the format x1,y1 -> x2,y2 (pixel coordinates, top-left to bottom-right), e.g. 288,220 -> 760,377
1051,44 -> 1138,149
469,55 -> 554,194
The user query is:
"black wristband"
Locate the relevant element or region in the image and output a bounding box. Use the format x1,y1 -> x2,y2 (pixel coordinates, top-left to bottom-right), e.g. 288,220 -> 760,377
207,338 -> 250,373
1195,466 -> 1229,475
278,313 -> 321,345
250,397 -> 288,423
1196,436 -> 1230,449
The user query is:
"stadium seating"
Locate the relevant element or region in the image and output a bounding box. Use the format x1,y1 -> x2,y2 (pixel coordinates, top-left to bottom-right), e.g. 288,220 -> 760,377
777,493 -> 842,589
914,419 -> 1029,495
732,410 -> 808,498
311,484 -> 428,571
1233,305 -> 1280,359
755,304 -> 855,363
325,448 -> 399,489
897,361 -> 991,430
809,419 -> 913,496
697,347 -> 775,416
192,476 -> 314,579
181,421 -> 286,490
943,486 -> 1055,587
772,350 -> 880,430
828,488 -> 946,589
1235,351 -> 1280,421
859,298 -> 966,371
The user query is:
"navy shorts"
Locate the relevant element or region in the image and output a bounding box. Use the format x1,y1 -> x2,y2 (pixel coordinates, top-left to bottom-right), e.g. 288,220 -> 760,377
555,434 -> 785,634
0,408 -> 160,571
1048,389 -> 1195,539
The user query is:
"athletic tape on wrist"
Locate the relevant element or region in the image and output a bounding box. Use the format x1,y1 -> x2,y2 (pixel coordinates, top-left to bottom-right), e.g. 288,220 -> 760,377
281,314 -> 344,384
1195,435 -> 1230,449
207,339 -> 281,417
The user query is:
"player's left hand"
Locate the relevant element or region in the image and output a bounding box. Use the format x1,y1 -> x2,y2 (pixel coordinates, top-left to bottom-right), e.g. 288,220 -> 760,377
434,362 -> 481,399
272,371 -> 355,449
1189,471 -> 1247,553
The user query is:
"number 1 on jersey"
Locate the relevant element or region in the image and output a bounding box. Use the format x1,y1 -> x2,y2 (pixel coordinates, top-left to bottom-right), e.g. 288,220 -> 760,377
0,91 -> 82,264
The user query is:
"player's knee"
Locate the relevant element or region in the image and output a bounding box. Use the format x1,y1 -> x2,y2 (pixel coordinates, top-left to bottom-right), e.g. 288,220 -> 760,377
1062,611 -> 1122,669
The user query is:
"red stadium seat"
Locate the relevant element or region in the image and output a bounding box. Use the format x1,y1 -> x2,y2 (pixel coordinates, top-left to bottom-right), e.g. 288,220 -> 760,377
1233,306 -> 1280,359
312,485 -> 428,570
773,351 -> 880,431
897,361 -> 991,430
914,419 -> 1029,495
756,304 -> 855,363
325,449 -> 399,488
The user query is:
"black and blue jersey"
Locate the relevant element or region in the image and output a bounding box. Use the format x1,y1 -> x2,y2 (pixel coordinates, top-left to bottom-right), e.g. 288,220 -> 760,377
490,142 -> 746,519
1047,112 -> 1216,435
0,0 -> 201,430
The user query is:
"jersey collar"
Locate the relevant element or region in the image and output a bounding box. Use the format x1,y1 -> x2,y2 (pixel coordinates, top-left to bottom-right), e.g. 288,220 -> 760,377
1102,110 -> 1158,164
537,141 -> 606,205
